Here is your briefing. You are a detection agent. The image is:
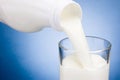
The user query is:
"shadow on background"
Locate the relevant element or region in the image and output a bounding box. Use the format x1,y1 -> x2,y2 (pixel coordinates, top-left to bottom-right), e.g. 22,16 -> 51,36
0,23 -> 34,80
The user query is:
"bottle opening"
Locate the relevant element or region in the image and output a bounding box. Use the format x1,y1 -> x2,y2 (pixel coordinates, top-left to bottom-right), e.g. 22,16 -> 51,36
60,3 -> 82,23
50,1 -> 82,31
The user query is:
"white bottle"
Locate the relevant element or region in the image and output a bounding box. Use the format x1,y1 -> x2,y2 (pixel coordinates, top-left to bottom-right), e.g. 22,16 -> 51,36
0,0 -> 82,32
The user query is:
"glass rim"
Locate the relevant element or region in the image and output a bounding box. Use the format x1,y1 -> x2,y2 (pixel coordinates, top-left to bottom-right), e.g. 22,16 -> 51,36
59,36 -> 112,53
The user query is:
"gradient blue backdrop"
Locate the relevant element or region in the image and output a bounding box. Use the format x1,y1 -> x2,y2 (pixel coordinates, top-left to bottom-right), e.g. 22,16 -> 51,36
0,0 -> 120,80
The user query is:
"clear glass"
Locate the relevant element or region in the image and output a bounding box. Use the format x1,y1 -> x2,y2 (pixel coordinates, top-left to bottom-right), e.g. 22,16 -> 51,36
59,36 -> 111,80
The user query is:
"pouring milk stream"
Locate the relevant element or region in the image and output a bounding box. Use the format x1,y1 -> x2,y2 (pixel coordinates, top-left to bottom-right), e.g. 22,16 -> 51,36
0,0 -> 109,80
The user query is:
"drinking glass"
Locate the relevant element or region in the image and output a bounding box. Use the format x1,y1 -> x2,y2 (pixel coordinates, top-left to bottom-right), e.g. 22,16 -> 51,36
59,36 -> 111,80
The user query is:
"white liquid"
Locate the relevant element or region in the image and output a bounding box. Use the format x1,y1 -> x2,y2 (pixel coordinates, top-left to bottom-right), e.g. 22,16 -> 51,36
60,6 -> 93,67
61,18 -> 92,67
60,54 -> 109,80
60,5 -> 109,80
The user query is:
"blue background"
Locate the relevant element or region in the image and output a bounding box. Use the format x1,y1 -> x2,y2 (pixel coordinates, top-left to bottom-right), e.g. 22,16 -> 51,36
0,0 -> 120,80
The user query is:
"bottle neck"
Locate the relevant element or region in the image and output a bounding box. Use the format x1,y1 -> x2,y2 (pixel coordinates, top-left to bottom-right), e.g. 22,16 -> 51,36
50,0 -> 82,31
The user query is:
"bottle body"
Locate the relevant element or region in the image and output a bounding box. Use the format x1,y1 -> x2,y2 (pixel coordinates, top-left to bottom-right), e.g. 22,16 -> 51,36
0,0 -> 51,32
0,0 -> 82,32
